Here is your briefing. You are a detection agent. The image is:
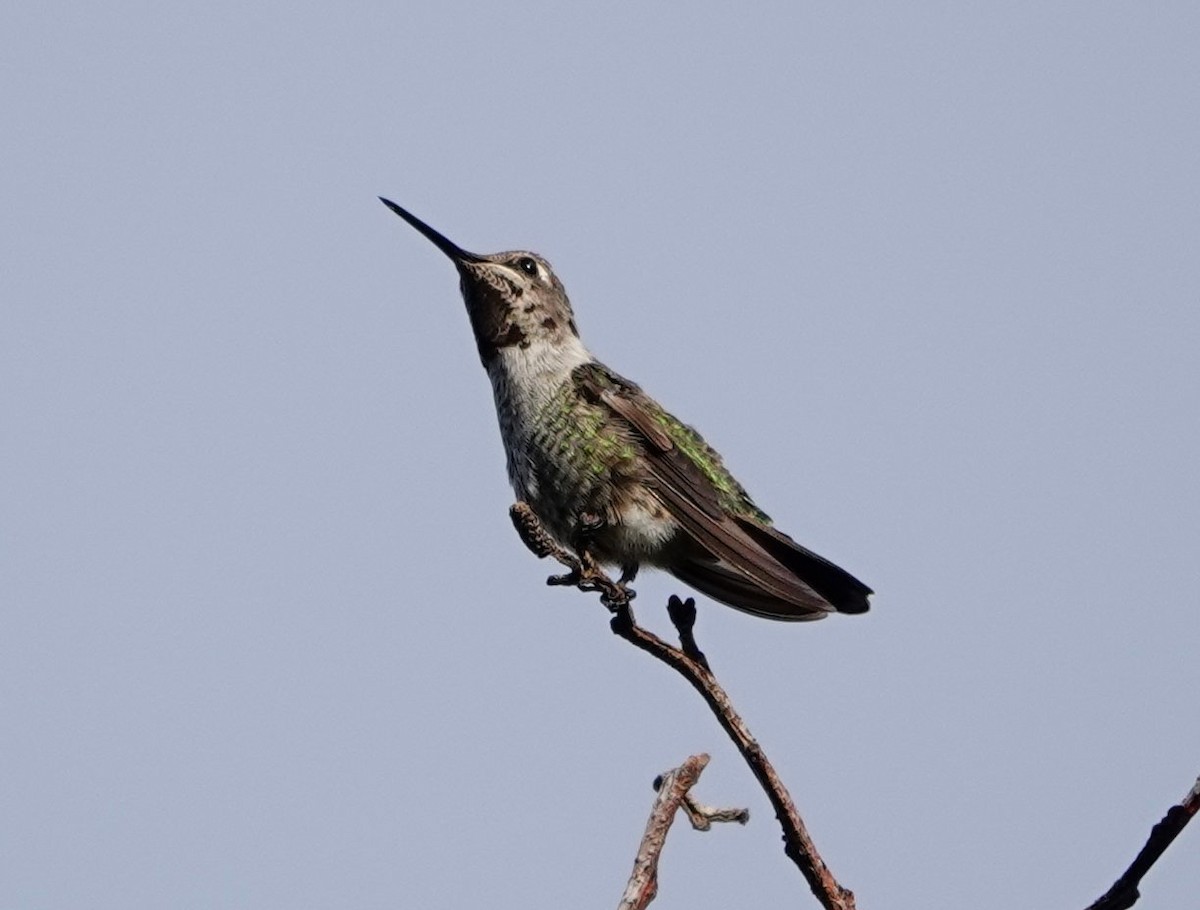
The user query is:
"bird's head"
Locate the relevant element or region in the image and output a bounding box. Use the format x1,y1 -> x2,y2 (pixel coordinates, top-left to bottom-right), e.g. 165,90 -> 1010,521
380,198 -> 579,364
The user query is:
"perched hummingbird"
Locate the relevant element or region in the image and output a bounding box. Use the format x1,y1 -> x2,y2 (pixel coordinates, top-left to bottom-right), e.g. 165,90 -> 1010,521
381,198 -> 872,620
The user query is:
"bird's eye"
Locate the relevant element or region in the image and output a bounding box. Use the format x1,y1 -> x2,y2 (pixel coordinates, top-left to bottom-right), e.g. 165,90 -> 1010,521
517,257 -> 538,276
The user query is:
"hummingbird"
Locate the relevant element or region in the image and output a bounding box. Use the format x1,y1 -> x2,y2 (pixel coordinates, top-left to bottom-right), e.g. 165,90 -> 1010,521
380,198 -> 872,621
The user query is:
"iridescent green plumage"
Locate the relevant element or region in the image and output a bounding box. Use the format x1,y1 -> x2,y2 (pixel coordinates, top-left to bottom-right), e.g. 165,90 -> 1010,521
568,362 -> 772,523
381,197 -> 873,620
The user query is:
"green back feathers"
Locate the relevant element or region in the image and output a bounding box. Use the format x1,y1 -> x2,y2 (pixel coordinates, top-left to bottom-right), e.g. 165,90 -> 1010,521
650,408 -> 772,523
571,361 -> 772,524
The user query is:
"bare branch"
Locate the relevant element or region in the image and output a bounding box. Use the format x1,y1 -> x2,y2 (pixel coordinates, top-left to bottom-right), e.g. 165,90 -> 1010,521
510,500 -> 1198,910
1085,776 -> 1200,910
618,754 -> 748,910
512,501 -> 853,910
611,597 -> 857,910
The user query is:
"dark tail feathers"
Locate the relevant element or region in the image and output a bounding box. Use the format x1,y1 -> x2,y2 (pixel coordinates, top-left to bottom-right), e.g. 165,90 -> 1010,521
736,519 -> 873,614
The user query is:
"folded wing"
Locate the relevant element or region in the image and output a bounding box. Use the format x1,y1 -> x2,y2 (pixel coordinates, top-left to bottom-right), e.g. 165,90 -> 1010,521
574,363 -> 871,621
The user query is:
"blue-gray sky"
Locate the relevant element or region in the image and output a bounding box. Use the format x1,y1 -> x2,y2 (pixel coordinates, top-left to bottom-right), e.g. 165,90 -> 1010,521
3,3 -> 1198,908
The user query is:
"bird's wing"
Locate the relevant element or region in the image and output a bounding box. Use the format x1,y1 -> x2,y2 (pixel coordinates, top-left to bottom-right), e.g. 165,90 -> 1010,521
573,363 -> 835,618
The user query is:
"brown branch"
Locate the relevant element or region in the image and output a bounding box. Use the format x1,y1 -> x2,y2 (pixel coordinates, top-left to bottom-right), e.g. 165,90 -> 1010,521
680,787 -> 751,831
509,501 -> 1198,910
618,754 -> 749,910
1085,776 -> 1200,910
509,502 -> 855,910
611,597 -> 856,910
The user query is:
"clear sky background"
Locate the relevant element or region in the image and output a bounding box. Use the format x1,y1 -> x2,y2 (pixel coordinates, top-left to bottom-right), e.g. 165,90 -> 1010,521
3,3 -> 1198,908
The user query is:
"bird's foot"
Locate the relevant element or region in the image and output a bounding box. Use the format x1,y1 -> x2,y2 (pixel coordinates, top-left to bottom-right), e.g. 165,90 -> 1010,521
510,502 -> 634,610
599,581 -> 636,612
548,550 -> 634,611
510,502 -> 574,563
546,568 -> 635,611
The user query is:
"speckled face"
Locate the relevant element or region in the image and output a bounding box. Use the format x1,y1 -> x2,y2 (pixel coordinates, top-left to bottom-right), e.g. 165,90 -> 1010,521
457,252 -> 579,363
377,199 -> 581,366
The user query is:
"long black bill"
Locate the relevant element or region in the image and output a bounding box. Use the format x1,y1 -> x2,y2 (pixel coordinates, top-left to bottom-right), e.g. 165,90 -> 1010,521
378,197 -> 484,264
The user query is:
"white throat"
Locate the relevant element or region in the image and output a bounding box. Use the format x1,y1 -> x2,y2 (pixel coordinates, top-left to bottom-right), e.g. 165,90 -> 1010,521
484,334 -> 592,502
487,334 -> 591,405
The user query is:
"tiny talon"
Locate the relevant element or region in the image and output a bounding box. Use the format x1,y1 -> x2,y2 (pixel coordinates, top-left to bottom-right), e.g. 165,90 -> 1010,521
599,581 -> 637,611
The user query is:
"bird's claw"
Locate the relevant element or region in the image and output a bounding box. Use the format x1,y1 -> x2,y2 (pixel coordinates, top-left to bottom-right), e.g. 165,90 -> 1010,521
546,566 -> 635,611
546,568 -> 583,588
600,583 -> 636,612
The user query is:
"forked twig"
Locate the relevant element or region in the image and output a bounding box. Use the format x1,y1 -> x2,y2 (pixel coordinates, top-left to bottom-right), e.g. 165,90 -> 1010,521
618,754 -> 749,910
510,502 -> 855,910
610,596 -> 856,910
510,502 -> 1197,910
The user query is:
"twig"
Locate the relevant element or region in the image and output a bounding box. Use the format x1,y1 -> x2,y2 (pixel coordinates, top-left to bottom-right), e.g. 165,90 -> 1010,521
1085,776 -> 1200,910
612,597 -> 856,910
511,502 -> 855,910
509,502 -> 1198,910
679,788 -> 751,831
618,754 -> 749,910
